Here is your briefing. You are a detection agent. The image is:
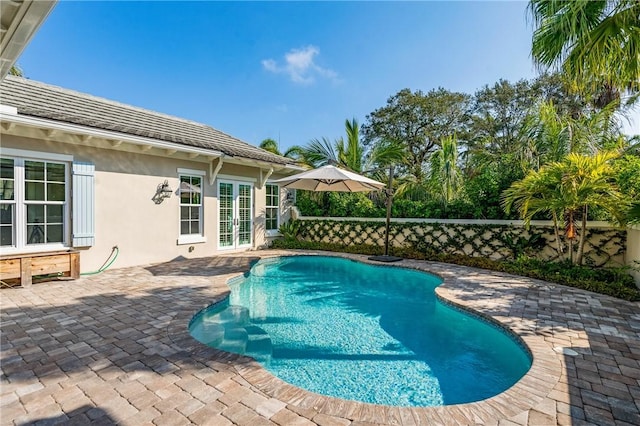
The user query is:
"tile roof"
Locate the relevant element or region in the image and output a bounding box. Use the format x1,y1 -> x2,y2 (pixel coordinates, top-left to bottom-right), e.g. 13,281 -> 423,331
0,76 -> 296,166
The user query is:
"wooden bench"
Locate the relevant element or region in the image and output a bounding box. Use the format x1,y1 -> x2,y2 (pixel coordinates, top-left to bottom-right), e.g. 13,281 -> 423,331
0,250 -> 80,287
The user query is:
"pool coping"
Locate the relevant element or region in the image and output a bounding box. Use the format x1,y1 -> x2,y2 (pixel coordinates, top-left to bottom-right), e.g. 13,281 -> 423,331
166,251 -> 562,424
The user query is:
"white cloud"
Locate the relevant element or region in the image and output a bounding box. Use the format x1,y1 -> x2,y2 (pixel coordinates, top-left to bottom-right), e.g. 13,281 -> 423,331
262,45 -> 338,85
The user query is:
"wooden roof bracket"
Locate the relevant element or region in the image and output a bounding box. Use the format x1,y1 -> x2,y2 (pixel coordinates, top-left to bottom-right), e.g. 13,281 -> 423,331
259,167 -> 273,189
209,156 -> 224,185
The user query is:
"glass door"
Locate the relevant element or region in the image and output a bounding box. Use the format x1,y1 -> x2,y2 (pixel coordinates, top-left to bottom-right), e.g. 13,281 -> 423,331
237,183 -> 252,246
218,180 -> 253,249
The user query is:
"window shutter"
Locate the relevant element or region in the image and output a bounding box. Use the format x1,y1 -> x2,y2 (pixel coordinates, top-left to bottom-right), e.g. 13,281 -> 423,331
72,162 -> 95,247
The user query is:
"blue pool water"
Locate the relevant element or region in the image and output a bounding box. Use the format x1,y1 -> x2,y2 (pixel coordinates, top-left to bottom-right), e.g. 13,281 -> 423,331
189,256 -> 531,407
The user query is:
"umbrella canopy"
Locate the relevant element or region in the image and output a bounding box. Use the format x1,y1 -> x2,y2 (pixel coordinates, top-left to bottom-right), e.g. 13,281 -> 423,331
272,165 -> 385,192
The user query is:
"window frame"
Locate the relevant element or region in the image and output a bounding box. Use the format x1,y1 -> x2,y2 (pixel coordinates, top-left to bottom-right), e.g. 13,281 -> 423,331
177,169 -> 206,245
0,150 -> 72,254
0,158 -> 16,248
265,183 -> 280,236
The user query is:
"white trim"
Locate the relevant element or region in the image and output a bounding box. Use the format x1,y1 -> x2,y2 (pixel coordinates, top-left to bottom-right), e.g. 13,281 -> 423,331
265,230 -> 282,238
0,156 -> 71,252
177,168 -> 206,177
264,183 -> 280,234
217,174 -> 257,183
0,1 -> 56,79
0,114 -> 308,172
259,168 -> 273,189
177,235 -> 207,245
217,180 -> 254,250
209,157 -> 224,185
0,113 -> 224,159
178,173 -> 204,241
295,215 -> 619,228
0,147 -> 73,163
0,243 -> 68,256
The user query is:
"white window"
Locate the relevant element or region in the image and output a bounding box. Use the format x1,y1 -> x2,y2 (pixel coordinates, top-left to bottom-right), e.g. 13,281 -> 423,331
265,184 -> 279,233
0,155 -> 70,251
0,158 -> 15,247
178,171 -> 205,244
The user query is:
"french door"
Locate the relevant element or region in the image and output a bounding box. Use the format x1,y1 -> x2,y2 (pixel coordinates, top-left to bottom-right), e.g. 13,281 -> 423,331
218,180 -> 253,249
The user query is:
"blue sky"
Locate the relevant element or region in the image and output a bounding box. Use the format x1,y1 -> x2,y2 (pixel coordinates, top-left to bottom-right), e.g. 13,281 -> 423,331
16,1 -> 639,151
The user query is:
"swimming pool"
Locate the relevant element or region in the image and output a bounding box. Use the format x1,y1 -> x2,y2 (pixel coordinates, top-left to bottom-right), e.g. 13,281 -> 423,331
189,256 -> 531,407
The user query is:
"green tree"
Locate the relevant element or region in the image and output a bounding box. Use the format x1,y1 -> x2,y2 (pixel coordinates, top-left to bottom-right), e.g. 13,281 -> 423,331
529,0 -> 640,106
462,74 -> 588,218
503,151 -> 625,264
298,118 -> 403,172
336,118 -> 364,172
428,134 -> 462,208
467,79 -> 539,160
502,167 -> 566,257
259,138 -> 305,160
520,100 -> 624,170
615,154 -> 640,224
362,88 -> 470,184
465,74 -> 590,170
259,138 -> 280,155
8,65 -> 23,76
294,119 -> 404,216
299,137 -> 338,168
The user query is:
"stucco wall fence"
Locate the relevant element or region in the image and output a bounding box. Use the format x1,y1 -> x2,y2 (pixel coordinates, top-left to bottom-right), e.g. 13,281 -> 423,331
292,212 -> 638,278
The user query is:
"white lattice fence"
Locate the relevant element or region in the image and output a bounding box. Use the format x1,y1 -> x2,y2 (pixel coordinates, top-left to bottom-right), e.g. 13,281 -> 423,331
295,217 -> 626,267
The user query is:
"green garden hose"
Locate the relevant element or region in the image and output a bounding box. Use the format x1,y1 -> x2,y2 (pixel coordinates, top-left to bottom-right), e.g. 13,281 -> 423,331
80,246 -> 119,276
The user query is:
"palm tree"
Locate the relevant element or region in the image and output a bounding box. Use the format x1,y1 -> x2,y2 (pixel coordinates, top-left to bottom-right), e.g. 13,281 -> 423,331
299,137 -> 339,169
428,134 -> 462,208
626,203 -> 640,224
259,138 -> 306,161
336,118 -> 364,172
502,168 -> 566,258
520,100 -> 624,170
503,151 -> 625,264
259,138 -> 280,155
529,0 -> 640,107
297,118 -> 403,173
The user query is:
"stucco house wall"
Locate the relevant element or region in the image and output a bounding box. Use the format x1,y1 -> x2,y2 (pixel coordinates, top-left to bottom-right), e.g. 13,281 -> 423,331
1,133 -> 293,272
0,77 -> 299,273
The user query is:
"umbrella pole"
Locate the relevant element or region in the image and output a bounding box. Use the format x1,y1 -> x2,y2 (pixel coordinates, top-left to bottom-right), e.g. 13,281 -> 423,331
384,165 -> 393,256
369,165 -> 402,262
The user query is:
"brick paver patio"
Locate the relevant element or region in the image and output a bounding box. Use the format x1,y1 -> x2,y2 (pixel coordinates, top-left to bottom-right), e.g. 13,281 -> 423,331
1,250 -> 639,425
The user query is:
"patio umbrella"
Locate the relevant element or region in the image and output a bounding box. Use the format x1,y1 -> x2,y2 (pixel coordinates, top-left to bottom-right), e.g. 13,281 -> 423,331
274,164 -> 401,262
272,165 -> 385,192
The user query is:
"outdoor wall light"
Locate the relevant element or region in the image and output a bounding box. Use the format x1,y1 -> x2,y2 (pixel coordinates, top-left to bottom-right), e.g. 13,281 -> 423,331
160,180 -> 173,196
152,180 -> 173,204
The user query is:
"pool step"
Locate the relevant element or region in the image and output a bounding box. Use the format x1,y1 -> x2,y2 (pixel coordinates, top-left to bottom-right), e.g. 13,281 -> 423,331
206,306 -> 273,364
213,305 -> 250,326
245,325 -> 273,364
218,327 -> 249,353
198,322 -> 225,346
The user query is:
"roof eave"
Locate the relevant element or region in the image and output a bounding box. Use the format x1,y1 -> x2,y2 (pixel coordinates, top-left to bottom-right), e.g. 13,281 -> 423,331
0,110 -> 306,173
0,1 -> 57,81
0,111 -> 224,159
